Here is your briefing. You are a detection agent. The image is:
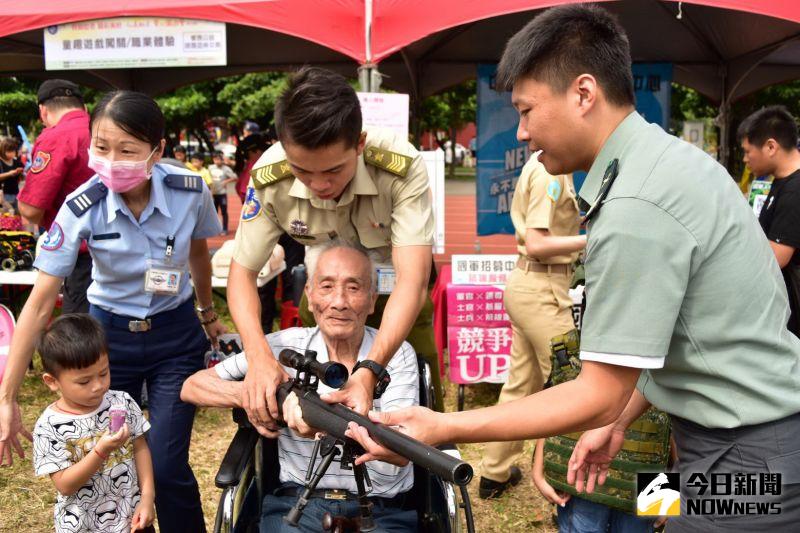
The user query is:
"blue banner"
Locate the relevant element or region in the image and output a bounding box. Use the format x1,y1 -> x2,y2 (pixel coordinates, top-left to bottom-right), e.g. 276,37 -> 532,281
475,63 -> 672,236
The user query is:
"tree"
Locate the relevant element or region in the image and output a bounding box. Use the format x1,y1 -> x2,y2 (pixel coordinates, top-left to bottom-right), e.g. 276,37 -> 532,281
419,80 -> 477,178
217,72 -> 287,127
0,78 -> 40,137
156,84 -> 217,152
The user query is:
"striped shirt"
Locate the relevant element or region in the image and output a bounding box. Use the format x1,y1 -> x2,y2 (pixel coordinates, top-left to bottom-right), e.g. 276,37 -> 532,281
215,326 -> 417,497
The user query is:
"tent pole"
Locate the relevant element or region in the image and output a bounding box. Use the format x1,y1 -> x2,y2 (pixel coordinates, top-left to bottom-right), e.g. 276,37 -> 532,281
358,0 -> 381,93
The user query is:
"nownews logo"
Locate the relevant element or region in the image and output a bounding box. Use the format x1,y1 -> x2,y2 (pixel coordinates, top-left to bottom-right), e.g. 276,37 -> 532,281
636,472 -> 783,517
636,473 -> 681,516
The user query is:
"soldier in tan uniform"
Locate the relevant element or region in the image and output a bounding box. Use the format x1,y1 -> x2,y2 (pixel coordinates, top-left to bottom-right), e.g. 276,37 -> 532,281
479,155 -> 586,498
228,67 -> 439,434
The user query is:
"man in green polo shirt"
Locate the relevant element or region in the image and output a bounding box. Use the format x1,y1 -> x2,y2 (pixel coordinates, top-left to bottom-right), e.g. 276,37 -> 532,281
342,5 -> 800,530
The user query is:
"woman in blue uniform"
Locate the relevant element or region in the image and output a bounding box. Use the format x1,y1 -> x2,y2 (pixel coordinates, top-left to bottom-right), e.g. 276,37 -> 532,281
0,91 -> 224,532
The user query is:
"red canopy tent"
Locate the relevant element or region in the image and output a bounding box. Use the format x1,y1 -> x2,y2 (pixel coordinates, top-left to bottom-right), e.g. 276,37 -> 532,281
2,0 -> 800,163
0,0 -> 367,61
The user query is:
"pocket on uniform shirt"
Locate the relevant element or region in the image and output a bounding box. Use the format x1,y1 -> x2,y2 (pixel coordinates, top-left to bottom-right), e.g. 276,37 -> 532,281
356,224 -> 391,249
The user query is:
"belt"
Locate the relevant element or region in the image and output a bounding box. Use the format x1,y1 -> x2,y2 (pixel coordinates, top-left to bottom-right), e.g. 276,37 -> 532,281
516,256 -> 570,275
91,298 -> 195,333
275,485 -> 407,508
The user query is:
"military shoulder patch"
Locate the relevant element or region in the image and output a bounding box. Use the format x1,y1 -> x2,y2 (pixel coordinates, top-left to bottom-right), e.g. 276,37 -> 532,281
546,179 -> 562,203
241,187 -> 262,221
30,150 -> 51,174
163,173 -> 203,192
67,182 -> 108,217
364,147 -> 412,178
252,160 -> 292,190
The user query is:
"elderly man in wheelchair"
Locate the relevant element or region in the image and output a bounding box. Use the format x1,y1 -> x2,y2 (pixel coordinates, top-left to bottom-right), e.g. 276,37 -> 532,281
182,241 -> 471,532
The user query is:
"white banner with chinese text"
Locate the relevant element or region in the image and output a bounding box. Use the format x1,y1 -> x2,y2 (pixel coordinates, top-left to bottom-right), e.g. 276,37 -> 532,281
44,18 -> 226,70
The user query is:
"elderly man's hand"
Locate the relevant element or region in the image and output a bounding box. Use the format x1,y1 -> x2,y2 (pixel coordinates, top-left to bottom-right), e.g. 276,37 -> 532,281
321,368 -> 375,415
282,392 -> 317,439
242,351 -> 289,430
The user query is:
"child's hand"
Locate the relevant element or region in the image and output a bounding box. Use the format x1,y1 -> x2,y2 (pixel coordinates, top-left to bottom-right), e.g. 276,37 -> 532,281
532,460 -> 571,507
131,496 -> 155,531
95,423 -> 130,457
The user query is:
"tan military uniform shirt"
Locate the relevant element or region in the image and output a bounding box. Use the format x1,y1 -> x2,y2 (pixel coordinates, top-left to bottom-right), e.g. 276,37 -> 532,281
510,156 -> 581,265
232,128 -> 434,272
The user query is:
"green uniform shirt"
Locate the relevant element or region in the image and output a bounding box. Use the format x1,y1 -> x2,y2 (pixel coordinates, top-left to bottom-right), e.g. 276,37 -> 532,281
579,111 -> 800,428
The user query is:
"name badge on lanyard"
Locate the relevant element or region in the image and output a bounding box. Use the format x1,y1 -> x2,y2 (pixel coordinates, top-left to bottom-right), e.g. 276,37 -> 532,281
144,235 -> 185,295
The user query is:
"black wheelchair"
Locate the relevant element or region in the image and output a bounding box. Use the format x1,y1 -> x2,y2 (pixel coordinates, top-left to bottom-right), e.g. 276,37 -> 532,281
212,357 -> 475,533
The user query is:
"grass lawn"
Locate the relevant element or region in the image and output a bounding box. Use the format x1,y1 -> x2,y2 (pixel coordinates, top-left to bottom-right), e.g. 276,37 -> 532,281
0,305 -> 556,532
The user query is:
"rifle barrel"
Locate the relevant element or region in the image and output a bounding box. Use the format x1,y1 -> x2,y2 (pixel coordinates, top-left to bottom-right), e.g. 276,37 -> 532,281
277,383 -> 473,486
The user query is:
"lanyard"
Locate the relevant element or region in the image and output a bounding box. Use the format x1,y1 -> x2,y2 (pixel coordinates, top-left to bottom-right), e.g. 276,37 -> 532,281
581,158 -> 619,225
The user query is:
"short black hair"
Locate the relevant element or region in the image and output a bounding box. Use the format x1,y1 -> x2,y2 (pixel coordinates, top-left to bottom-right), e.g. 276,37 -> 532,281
173,145 -> 187,153
212,150 -> 223,158
496,4 -> 634,107
38,314 -> 108,376
189,152 -> 205,161
91,90 -> 165,149
275,67 -> 362,149
737,106 -> 799,151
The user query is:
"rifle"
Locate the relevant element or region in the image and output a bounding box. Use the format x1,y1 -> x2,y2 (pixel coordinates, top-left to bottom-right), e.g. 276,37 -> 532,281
274,348 -> 473,530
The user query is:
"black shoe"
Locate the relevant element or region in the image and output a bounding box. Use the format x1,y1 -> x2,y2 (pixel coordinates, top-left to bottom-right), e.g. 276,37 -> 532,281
479,466 -> 522,499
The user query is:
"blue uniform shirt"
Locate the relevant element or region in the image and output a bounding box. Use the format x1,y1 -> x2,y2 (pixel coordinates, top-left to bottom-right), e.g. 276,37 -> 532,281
34,163 -> 223,318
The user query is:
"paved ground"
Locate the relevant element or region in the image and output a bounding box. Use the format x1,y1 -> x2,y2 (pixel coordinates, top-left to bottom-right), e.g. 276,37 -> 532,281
208,180 -> 517,267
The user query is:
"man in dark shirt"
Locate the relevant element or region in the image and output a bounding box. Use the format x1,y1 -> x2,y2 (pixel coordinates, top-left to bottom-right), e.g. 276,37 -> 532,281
739,105 -> 800,335
18,80 -> 94,312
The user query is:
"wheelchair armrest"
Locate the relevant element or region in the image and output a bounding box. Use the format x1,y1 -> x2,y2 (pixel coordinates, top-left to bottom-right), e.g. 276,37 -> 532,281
232,407 -> 251,427
215,426 -> 260,489
437,443 -> 461,457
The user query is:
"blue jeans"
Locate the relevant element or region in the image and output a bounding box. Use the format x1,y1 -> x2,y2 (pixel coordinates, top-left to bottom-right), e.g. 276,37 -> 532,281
90,299 -> 208,533
557,497 -> 654,533
259,484 -> 417,533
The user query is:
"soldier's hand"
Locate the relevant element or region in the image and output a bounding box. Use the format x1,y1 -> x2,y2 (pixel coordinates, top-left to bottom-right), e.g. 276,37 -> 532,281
567,423 -> 626,494
321,369 -> 374,415
0,400 -> 33,467
242,352 -> 289,428
345,407 -> 446,467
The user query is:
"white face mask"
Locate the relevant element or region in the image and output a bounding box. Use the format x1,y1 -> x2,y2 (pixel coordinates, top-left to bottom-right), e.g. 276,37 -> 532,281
88,146 -> 158,193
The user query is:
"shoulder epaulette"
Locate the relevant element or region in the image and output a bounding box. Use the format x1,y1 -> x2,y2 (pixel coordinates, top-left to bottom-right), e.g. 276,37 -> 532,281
67,183 -> 108,217
163,173 -> 203,192
364,147 -> 412,178
252,160 -> 293,190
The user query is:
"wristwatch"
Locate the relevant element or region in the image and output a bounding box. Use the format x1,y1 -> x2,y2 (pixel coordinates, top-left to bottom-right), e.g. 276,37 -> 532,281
352,360 -> 391,399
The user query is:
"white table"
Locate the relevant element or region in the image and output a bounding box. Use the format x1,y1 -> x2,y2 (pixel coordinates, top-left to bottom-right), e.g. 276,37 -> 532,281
0,270 -> 39,286
210,261 -> 286,289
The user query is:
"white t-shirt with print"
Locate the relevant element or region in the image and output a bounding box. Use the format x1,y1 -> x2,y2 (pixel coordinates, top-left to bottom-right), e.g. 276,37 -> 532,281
33,390 -> 150,533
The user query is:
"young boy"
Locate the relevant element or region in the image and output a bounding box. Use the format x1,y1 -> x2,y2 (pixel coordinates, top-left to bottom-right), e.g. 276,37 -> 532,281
209,150 -> 238,234
188,152 -> 214,189
32,314 -> 155,533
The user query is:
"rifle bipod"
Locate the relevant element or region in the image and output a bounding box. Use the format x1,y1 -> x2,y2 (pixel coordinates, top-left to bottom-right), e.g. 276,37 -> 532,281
283,435 -> 376,532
